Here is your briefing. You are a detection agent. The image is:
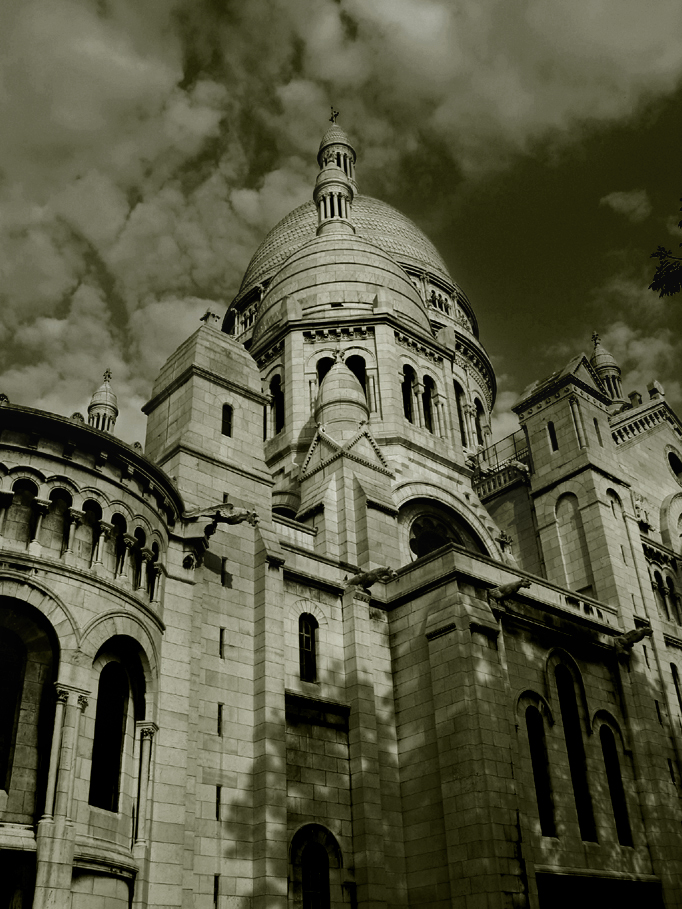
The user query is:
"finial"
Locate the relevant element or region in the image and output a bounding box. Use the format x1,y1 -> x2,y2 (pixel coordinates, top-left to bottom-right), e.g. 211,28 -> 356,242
591,331 -> 601,347
332,346 -> 345,363
330,106 -> 339,124
103,368 -> 112,383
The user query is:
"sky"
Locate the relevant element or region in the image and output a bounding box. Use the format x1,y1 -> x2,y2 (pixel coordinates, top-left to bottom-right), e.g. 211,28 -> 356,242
1,0 -> 681,444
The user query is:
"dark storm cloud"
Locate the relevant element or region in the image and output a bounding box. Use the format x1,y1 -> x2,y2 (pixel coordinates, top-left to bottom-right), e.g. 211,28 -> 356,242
0,0 -> 681,438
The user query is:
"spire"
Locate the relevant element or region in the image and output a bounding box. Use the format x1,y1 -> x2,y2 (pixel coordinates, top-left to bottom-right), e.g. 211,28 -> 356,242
314,112 -> 356,237
88,369 -> 119,434
590,332 -> 626,407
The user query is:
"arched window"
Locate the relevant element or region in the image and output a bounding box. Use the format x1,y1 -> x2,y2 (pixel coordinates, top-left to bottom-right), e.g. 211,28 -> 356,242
149,542 -> 160,599
6,479 -> 38,545
346,355 -> 366,394
302,841 -> 330,909
0,628 -> 26,791
110,513 -> 127,576
672,664 -> 682,718
556,493 -> 594,596
653,571 -> 669,621
402,366 -> 415,423
316,357 -> 334,386
525,705 -> 555,836
600,725 -> 632,846
555,665 -> 596,841
43,489 -> 72,555
221,404 -> 233,438
454,381 -> 468,447
666,577 -> 680,624
133,527 -> 146,589
423,376 -> 436,434
89,662 -> 129,812
76,499 -> 102,566
270,375 -> 285,435
299,614 -> 318,683
474,399 -> 485,447
547,421 -> 559,452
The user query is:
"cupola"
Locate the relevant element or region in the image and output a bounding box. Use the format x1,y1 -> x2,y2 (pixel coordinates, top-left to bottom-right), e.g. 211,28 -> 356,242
590,332 -> 627,408
88,369 -> 118,433
314,352 -> 369,440
314,110 -> 356,237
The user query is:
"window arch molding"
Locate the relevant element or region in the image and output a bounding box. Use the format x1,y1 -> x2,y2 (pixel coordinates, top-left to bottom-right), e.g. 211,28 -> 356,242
44,476 -> 79,500
659,491 -> 682,551
79,616 -> 158,713
544,650 -> 591,727
516,689 -> 555,727
8,466 -> 46,490
590,709 -> 630,752
393,484 -> 496,559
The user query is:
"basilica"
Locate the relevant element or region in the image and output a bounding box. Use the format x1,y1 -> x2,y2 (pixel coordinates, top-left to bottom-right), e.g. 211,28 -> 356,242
2,120 -> 682,909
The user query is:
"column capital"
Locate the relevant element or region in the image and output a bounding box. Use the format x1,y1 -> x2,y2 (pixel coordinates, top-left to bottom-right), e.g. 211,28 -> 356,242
67,507 -> 85,525
0,490 -> 14,507
137,721 -> 159,741
33,498 -> 51,515
77,695 -> 89,712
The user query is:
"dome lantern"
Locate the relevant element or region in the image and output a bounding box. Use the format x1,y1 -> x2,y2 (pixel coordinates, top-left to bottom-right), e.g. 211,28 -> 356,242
314,109 -> 356,237
88,368 -> 119,434
590,332 -> 626,407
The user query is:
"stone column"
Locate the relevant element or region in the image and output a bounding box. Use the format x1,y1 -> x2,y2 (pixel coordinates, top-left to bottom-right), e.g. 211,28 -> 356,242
133,722 -> 158,909
62,509 -> 84,568
413,382 -> 425,429
92,520 -> 114,568
28,498 -> 50,555
150,563 -> 164,604
135,723 -> 158,846
343,586 -> 387,909
35,685 -> 89,909
116,533 -> 136,584
41,687 -> 69,821
138,548 -> 153,593
65,696 -> 88,820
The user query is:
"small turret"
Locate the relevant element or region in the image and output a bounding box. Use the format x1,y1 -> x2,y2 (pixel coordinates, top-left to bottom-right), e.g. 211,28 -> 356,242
88,369 -> 118,433
315,351 -> 368,441
590,332 -> 627,409
314,109 -> 356,237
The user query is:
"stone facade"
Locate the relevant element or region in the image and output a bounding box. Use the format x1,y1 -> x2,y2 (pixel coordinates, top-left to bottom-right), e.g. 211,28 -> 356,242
1,123 -> 682,909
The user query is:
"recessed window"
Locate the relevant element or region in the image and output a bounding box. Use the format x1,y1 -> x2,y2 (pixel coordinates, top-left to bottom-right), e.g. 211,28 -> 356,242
299,614 -> 318,682
594,418 -> 603,447
547,421 -> 559,452
669,451 -> 682,484
89,662 -> 129,812
221,404 -> 233,437
526,705 -> 555,836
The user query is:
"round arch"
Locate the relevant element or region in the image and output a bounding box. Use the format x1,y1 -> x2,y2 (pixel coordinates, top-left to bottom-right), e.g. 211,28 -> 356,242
0,575 -> 79,650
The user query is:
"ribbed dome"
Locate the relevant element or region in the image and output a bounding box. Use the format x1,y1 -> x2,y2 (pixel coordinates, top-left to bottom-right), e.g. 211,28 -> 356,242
232,196 -> 455,307
90,380 -> 118,409
590,339 -> 619,371
319,124 -> 352,152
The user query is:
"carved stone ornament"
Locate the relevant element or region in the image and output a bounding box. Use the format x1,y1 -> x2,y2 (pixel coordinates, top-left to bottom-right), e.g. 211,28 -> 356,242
344,566 -> 397,591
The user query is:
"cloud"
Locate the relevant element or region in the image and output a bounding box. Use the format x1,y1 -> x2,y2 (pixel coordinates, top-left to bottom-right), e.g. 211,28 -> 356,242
0,0 -> 681,443
599,189 -> 652,222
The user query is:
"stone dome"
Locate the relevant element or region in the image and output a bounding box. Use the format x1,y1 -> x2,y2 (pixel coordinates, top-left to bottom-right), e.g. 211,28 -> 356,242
231,196 -> 457,308
249,231 -> 433,351
590,337 -> 619,371
315,359 -> 369,438
90,380 -> 118,410
318,123 -> 353,154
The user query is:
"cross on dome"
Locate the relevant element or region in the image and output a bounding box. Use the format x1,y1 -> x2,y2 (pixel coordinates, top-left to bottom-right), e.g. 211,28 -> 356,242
330,106 -> 339,124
